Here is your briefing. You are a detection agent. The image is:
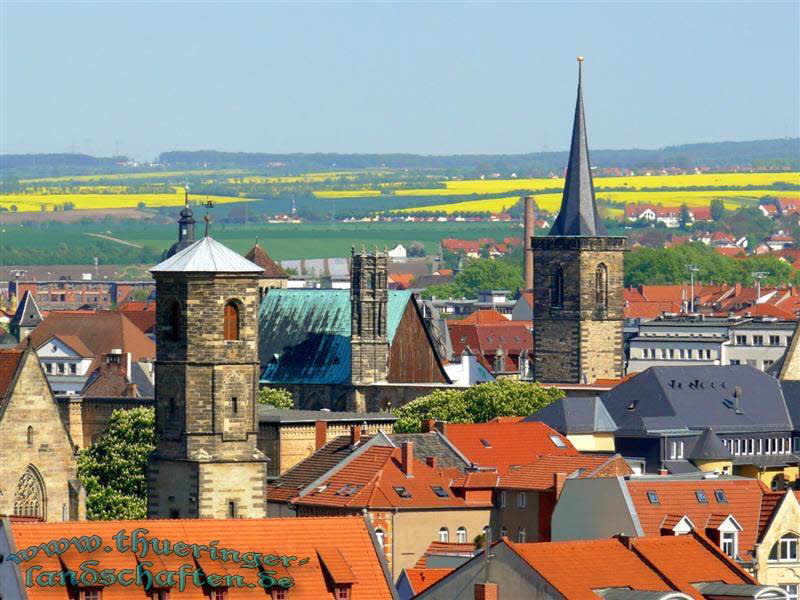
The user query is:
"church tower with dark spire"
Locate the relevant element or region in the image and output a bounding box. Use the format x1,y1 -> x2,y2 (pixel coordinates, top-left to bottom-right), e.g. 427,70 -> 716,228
166,188 -> 196,258
532,58 -> 626,383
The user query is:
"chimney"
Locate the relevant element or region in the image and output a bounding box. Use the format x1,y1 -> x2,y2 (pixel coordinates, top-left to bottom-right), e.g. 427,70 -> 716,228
474,582 -> 499,600
426,456 -> 437,469
434,421 -> 448,437
658,464 -> 669,476
733,385 -> 743,415
315,420 -> 327,450
523,195 -> 535,292
350,424 -> 362,447
401,441 -> 414,477
553,472 -> 567,499
421,418 -> 436,433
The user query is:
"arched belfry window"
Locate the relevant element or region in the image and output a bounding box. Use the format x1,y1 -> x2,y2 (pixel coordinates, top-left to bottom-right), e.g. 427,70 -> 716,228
596,263 -> 608,310
168,300 -> 181,341
14,465 -> 45,518
224,301 -> 240,341
550,267 -> 564,308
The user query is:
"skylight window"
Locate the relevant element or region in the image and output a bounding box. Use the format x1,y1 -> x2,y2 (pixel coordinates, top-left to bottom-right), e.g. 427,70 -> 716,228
647,491 -> 660,504
480,438 -> 492,448
550,435 -> 566,448
431,486 -> 449,498
695,490 -> 708,504
394,486 -> 412,498
715,490 -> 728,503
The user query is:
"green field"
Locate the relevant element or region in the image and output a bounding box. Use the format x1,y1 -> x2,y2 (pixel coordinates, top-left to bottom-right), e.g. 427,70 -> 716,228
0,220 -> 523,264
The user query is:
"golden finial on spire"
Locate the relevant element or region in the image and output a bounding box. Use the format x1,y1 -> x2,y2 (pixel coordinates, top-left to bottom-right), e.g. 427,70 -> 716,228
577,56 -> 584,84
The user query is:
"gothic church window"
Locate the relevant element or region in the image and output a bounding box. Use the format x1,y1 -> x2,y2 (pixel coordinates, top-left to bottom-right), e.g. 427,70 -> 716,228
13,465 -> 45,518
224,301 -> 240,341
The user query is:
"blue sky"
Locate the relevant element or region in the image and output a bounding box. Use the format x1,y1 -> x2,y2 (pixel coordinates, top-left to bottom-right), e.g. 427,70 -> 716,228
1,1 -> 798,160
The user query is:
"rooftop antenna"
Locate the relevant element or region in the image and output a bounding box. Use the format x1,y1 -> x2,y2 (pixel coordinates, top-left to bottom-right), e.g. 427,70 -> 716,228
184,181 -> 190,207
752,271 -> 769,306
203,199 -> 214,237
483,526 -> 495,583
687,265 -> 699,313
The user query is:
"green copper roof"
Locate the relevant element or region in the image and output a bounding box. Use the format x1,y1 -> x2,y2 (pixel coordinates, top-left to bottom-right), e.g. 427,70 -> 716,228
258,289 -> 411,385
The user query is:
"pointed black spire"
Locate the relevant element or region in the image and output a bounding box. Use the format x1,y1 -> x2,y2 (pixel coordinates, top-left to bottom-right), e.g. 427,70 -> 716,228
549,57 -> 605,237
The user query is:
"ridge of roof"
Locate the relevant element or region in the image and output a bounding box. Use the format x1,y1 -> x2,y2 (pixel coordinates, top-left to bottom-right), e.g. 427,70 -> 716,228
11,290 -> 42,327
245,242 -> 289,278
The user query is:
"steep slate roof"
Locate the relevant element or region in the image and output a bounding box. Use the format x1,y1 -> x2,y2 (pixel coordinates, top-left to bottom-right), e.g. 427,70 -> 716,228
603,365 -> 794,434
549,60 -> 605,237
780,381 -> 800,430
389,432 -> 470,470
524,395 -> 618,434
625,478 -> 765,561
258,289 -> 412,385
413,541 -> 477,568
26,312 -> 155,364
245,242 -> 289,278
773,320 -> 800,380
688,428 -> 733,461
10,290 -> 42,328
5,516 -> 394,600
150,236 -> 264,273
443,422 -> 579,473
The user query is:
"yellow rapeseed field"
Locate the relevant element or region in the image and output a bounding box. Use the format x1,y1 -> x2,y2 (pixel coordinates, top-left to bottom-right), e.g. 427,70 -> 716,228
0,191 -> 248,213
18,169 -> 248,184
396,189 -> 800,214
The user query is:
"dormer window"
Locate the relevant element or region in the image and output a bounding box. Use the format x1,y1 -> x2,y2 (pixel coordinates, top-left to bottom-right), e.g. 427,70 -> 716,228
79,591 -> 102,600
335,586 -> 351,600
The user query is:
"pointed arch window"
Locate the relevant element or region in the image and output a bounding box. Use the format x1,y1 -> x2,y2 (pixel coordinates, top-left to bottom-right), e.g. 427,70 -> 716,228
596,263 -> 608,311
224,301 -> 240,341
168,300 -> 181,341
14,465 -> 45,518
550,267 -> 564,308
27,425 -> 33,446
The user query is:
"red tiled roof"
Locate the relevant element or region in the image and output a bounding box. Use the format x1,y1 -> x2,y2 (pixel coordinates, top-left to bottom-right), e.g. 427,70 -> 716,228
245,243 -> 288,278
7,516 -> 394,599
434,269 -> 454,276
389,273 -> 416,289
716,246 -> 746,257
626,479 -> 765,561
292,445 -> 492,510
26,312 -> 155,363
441,239 -> 483,253
757,491 -> 785,541
444,422 -> 578,473
0,349 -> 24,398
459,309 -> 510,325
503,532 -> 754,599
448,318 -> 530,372
403,568 -> 454,595
120,309 -> 156,334
498,454 -> 631,491
413,541 -> 476,568
119,301 -> 154,312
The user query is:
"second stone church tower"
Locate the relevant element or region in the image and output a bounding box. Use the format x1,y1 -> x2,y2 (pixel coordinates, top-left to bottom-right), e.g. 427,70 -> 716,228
532,59 -> 626,384
147,236 -> 267,519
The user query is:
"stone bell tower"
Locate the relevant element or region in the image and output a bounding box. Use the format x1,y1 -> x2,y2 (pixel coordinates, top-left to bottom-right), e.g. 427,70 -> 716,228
147,236 -> 267,519
350,247 -> 389,385
532,58 -> 626,384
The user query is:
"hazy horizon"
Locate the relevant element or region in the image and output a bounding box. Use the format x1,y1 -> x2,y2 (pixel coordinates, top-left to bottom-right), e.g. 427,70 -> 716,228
2,2 -> 798,161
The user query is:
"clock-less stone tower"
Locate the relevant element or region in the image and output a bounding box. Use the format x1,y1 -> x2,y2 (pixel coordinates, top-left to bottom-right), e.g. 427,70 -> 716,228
147,236 -> 268,519
532,58 -> 626,384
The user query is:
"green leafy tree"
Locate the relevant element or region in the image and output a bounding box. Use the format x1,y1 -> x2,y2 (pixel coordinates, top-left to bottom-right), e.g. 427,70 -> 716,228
258,386 -> 294,409
393,380 -> 563,433
423,258 -> 524,299
679,204 -> 691,230
77,407 -> 155,520
710,198 -> 726,221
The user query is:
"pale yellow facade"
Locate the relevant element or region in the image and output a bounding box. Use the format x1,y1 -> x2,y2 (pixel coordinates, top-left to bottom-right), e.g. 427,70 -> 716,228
566,432 -> 616,452
694,459 -> 733,474
753,490 -> 800,588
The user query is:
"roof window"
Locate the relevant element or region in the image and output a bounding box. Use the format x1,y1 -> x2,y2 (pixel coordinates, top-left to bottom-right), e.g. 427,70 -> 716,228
431,486 -> 449,498
394,486 -> 412,498
550,435 -> 566,448
695,490 -> 708,503
647,491 -> 660,504
714,490 -> 728,503
480,438 -> 492,448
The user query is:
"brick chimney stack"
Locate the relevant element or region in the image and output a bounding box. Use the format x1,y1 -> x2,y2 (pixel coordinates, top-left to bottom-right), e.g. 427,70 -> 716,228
426,456 -> 437,469
474,582 -> 499,600
315,420 -> 327,450
350,424 -> 362,447
401,441 -> 414,477
421,418 -> 436,433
